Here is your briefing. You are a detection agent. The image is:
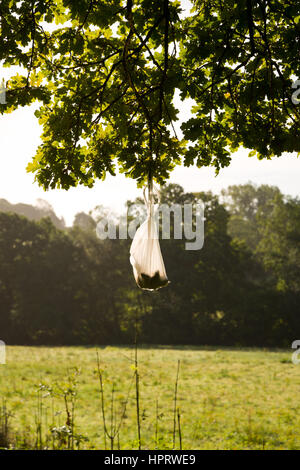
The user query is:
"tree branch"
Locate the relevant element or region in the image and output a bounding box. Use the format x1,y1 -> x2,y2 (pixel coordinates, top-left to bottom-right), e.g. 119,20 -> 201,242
246,0 -> 256,54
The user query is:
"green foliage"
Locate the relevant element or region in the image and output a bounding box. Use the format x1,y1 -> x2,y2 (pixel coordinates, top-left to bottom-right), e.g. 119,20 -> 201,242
0,1 -> 299,188
0,183 -> 299,347
221,183 -> 282,250
222,183 -> 300,295
256,193 -> 300,294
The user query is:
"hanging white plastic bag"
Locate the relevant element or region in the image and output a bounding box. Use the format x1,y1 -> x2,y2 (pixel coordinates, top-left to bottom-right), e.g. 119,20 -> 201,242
130,182 -> 169,291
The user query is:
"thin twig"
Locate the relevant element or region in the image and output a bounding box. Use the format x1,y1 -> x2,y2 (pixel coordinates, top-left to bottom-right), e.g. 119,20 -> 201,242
134,309 -> 141,450
172,360 -> 180,450
177,408 -> 182,450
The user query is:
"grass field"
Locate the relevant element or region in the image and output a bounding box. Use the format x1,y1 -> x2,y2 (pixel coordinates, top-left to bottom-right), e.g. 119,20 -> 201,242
0,345 -> 299,450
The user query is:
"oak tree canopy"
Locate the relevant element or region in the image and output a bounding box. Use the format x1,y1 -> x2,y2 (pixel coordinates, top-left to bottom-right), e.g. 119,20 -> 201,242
1,0 -> 299,189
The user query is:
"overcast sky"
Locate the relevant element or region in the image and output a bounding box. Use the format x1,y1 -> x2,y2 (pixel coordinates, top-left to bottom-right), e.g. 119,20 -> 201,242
0,2 -> 299,226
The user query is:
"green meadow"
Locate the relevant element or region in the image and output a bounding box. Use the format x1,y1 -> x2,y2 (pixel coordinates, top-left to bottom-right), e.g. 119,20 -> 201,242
0,345 -> 299,450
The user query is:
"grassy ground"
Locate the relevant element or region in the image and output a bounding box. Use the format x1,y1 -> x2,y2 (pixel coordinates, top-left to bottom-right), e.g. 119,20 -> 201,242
0,345 -> 299,449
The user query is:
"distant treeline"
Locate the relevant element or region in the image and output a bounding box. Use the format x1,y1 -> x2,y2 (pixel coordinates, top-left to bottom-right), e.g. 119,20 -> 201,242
0,183 -> 299,347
